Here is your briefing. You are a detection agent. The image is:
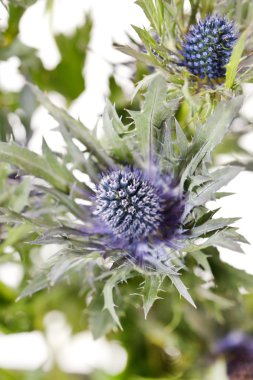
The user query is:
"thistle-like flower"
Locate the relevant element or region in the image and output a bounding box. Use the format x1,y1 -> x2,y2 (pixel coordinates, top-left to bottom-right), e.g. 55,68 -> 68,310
94,168 -> 184,262
2,80 -> 244,332
181,15 -> 238,79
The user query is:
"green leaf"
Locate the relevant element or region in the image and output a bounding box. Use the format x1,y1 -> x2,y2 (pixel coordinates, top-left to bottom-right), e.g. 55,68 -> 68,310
101,100 -> 133,162
103,274 -> 123,330
191,251 -> 213,278
25,15 -> 92,101
189,218 -> 239,238
169,274 -> 196,308
189,166 -> 242,207
179,96 -> 243,190
129,74 -> 178,162
36,185 -> 89,221
9,177 -> 31,213
30,84 -> 114,168
0,142 -> 70,193
102,267 -> 132,330
225,31 -> 246,89
18,249 -> 90,300
88,294 -> 116,339
114,44 -> 158,66
143,275 -> 163,319
42,139 -> 77,185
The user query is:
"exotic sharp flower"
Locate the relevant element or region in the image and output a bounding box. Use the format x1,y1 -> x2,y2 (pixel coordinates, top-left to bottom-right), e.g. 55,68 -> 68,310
94,168 -> 185,261
95,169 -> 163,241
181,15 -> 238,79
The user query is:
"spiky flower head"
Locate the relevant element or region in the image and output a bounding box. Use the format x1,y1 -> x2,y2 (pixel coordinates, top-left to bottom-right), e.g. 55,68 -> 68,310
95,168 -> 184,259
95,169 -> 163,241
181,15 -> 238,79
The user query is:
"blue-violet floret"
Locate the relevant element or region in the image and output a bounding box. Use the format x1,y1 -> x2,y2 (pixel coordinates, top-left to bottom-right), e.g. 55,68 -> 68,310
94,168 -> 185,263
181,15 -> 238,79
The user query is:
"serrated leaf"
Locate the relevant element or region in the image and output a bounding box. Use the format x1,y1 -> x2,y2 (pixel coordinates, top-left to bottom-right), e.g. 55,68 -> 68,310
189,166 -> 242,207
42,139 -> 76,185
88,294 -> 116,339
102,267 -> 132,330
0,207 -> 60,228
37,185 -> 89,221
191,251 -> 213,278
169,274 -> 196,307
203,228 -> 248,253
18,249 -> 90,300
30,84 -> 114,168
225,31 -> 246,89
0,142 -> 69,193
103,278 -> 123,330
189,218 -> 239,238
129,74 -> 178,162
179,96 -> 243,190
114,44 -> 158,66
9,177 -> 31,213
101,100 -> 132,162
143,275 -> 163,318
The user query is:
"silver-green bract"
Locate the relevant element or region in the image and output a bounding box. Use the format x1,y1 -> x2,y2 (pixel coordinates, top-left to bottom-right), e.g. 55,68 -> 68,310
0,77 -> 245,334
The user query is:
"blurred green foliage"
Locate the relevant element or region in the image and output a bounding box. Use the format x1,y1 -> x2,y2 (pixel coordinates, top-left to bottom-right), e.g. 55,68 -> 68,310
0,1 -> 252,380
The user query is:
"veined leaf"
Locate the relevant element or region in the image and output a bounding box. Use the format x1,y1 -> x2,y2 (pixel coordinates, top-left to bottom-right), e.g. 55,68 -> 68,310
103,267 -> 132,330
129,74 -> 178,163
18,249 -> 91,300
30,84 -> 114,168
0,142 -> 69,193
169,274 -> 196,308
9,177 -> 31,213
189,218 -> 239,238
189,166 -> 242,207
115,44 -> 158,66
143,275 -> 163,319
103,276 -> 123,330
37,185 -> 90,221
88,293 -> 116,339
101,100 -> 133,162
179,96 -> 243,190
191,251 -> 214,278
42,139 -> 75,185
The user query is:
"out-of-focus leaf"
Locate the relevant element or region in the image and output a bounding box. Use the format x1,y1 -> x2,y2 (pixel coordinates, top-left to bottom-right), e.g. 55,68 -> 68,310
225,31 -> 246,89
0,142 -> 70,192
191,251 -> 213,278
37,185 -> 89,221
30,84 -> 114,168
8,177 -> 31,212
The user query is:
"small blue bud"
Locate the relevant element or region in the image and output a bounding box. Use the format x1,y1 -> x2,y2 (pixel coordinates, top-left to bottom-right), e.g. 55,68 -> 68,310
181,15 -> 238,79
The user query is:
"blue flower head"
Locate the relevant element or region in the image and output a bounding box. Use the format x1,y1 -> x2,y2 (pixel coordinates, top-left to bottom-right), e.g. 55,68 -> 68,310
181,15 -> 238,79
95,167 -> 184,264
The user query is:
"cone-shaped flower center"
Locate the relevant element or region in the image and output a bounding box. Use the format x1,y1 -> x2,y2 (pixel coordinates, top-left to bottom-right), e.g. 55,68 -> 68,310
181,15 -> 237,79
95,169 -> 163,241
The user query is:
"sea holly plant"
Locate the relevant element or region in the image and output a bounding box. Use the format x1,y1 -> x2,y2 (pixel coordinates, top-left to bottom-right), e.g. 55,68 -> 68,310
116,0 -> 253,119
0,75 -> 247,334
115,0 -> 253,170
